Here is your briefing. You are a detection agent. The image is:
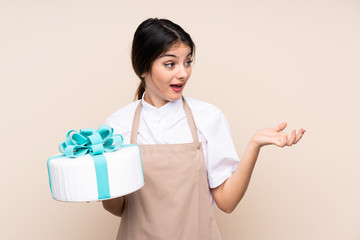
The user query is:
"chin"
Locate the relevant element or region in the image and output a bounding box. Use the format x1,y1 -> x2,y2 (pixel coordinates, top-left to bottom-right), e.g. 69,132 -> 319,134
167,93 -> 183,102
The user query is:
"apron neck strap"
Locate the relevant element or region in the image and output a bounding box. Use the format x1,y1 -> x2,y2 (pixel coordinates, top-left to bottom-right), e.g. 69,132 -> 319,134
130,97 -> 200,144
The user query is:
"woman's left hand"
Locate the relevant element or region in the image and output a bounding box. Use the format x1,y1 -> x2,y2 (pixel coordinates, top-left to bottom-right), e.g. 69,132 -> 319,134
251,122 -> 306,148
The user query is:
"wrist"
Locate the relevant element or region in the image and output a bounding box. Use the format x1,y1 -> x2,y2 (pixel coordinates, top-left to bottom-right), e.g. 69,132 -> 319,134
249,137 -> 262,151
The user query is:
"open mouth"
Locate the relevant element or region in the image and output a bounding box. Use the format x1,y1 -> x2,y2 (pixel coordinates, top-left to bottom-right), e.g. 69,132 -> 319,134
170,83 -> 184,92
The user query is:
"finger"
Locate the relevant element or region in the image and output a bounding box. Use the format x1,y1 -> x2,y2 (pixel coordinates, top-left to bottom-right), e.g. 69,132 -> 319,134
274,122 -> 287,132
281,135 -> 288,147
275,134 -> 288,148
286,129 -> 296,146
294,128 -> 306,144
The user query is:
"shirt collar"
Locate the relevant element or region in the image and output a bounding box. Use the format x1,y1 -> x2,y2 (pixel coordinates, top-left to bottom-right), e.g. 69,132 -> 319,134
141,92 -> 184,118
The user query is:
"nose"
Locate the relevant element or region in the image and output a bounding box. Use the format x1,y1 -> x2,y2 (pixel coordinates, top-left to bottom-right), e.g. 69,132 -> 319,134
176,65 -> 189,80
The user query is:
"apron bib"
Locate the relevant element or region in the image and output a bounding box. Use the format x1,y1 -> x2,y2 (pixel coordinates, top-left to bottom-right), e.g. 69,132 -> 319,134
117,98 -> 222,240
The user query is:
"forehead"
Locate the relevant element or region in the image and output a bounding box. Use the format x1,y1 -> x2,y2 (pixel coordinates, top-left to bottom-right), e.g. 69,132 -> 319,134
162,43 -> 191,56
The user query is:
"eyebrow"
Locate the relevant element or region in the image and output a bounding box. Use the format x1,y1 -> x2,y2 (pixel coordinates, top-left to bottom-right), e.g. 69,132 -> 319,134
160,52 -> 192,58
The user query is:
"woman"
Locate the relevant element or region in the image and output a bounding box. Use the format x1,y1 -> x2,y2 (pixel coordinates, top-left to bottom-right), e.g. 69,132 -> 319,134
102,18 -> 305,239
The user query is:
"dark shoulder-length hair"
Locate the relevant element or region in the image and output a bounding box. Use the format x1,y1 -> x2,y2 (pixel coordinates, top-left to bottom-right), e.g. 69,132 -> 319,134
131,18 -> 196,100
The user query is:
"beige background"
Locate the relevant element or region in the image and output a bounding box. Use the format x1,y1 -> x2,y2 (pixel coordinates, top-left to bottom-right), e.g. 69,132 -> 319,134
1,0 -> 359,239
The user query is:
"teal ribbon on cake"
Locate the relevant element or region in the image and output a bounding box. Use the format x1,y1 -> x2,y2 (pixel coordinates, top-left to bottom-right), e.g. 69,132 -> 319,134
59,124 -> 123,158
55,124 -> 123,200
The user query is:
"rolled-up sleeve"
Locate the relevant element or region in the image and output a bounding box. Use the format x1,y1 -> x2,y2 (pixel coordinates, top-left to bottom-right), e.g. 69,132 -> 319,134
201,112 -> 240,189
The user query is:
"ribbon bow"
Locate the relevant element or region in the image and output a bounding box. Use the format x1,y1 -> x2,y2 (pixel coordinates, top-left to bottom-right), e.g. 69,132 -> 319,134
59,124 -> 123,158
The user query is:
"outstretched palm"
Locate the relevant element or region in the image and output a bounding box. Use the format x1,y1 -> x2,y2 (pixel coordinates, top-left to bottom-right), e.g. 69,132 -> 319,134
252,122 -> 306,148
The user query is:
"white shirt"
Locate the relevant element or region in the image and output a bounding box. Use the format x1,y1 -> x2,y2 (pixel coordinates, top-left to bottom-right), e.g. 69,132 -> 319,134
106,95 -> 239,189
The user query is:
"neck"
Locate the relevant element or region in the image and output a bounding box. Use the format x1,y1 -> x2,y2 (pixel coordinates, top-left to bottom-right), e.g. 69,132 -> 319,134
143,92 -> 169,108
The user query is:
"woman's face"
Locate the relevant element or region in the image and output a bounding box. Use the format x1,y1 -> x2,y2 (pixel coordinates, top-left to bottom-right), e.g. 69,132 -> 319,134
142,43 -> 193,108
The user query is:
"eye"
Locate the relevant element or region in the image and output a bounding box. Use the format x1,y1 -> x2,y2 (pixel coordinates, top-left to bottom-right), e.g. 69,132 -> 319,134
164,62 -> 175,68
185,59 -> 193,66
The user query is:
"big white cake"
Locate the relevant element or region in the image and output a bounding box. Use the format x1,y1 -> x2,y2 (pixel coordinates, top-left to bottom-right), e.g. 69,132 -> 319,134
47,144 -> 144,202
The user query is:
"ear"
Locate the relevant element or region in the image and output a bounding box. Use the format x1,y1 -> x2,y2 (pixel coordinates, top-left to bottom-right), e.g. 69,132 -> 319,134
141,71 -> 150,80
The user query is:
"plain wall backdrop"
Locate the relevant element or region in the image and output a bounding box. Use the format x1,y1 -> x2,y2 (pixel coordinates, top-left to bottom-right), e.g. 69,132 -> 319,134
1,0 -> 359,239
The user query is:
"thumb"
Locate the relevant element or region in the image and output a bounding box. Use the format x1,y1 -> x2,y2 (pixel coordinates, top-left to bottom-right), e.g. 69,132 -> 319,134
274,122 -> 287,132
